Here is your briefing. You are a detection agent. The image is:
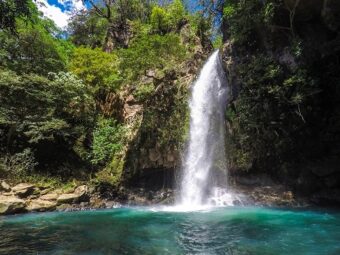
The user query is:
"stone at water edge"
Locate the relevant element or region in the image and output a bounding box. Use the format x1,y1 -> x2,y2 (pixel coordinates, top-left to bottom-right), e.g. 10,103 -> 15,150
0,181 -> 11,192
283,191 -> 294,200
11,183 -> 35,198
56,185 -> 89,205
57,193 -> 83,204
26,199 -> 57,212
56,203 -> 73,211
40,193 -> 59,201
0,196 -> 26,214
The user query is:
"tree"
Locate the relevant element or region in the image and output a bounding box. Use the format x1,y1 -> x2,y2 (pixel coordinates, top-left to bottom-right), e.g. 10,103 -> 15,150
150,0 -> 186,34
81,0 -> 154,52
0,0 -> 33,32
68,9 -> 108,48
69,46 -> 122,115
118,32 -> 186,81
150,6 -> 169,34
0,17 -> 73,75
0,70 -> 95,174
69,47 -> 120,94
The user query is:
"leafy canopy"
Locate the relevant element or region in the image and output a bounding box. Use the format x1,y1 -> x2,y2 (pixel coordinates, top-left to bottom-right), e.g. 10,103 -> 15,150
0,18 -> 73,75
69,47 -> 121,94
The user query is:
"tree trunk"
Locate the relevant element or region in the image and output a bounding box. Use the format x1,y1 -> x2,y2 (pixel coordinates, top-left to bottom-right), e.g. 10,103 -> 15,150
103,21 -> 132,52
103,25 -> 115,53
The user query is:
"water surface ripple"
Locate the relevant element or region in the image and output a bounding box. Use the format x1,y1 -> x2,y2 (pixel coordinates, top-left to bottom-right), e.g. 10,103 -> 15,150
0,207 -> 339,255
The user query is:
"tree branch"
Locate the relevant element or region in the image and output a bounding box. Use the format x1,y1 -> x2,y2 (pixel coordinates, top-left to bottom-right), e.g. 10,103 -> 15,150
85,0 -> 105,18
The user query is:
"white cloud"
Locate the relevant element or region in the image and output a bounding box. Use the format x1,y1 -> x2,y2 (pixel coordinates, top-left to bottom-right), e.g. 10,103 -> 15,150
36,0 -> 85,29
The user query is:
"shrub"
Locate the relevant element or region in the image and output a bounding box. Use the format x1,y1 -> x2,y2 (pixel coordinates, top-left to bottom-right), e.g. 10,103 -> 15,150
0,19 -> 73,75
150,6 -> 170,34
91,118 -> 125,165
150,0 -> 186,34
133,83 -> 155,101
1,149 -> 37,179
0,69 -> 95,171
69,47 -> 121,95
118,33 -> 186,81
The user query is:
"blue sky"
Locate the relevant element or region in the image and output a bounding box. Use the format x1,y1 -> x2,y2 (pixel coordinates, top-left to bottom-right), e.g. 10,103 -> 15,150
36,0 -> 202,29
36,0 -> 85,28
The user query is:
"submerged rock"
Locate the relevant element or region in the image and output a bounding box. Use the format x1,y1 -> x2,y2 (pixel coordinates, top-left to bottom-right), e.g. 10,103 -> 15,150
0,196 -> 26,214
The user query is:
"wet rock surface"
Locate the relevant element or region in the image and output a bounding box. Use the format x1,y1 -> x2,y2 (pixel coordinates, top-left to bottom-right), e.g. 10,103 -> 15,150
26,199 -> 57,212
0,176 -> 338,216
0,196 -> 26,214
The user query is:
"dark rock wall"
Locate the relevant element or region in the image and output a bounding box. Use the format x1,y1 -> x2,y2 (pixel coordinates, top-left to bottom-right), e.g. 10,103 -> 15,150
222,0 -> 340,206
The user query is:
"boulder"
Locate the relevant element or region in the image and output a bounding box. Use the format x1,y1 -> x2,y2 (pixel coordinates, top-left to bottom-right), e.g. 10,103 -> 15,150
0,181 -> 11,192
11,183 -> 35,198
40,188 -> 52,195
0,196 -> 26,215
74,185 -> 88,195
57,185 -> 89,205
40,193 -> 59,201
149,148 -> 161,162
2,192 -> 13,196
26,199 -> 57,212
282,191 -> 294,200
125,94 -> 136,103
57,193 -> 82,204
124,103 -> 143,120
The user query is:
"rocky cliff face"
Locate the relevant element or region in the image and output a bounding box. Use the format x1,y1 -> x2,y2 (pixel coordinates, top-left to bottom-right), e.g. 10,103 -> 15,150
112,26 -> 209,190
222,0 -> 340,206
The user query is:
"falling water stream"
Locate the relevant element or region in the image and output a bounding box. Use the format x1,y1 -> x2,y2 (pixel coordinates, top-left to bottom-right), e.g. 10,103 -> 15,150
177,50 -> 234,210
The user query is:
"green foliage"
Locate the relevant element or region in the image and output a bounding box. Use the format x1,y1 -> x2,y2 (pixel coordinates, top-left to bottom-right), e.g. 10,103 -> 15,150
0,0 -> 34,32
168,0 -> 186,28
133,83 -> 155,101
0,148 -> 37,178
188,13 -> 212,43
141,77 -> 189,148
223,0 -> 263,48
91,118 -> 125,165
221,0 -> 325,171
150,0 -> 186,34
263,2 -> 275,24
212,35 -> 223,49
0,18 -> 73,75
69,47 -> 121,94
151,6 -> 170,34
94,155 -> 125,187
118,33 -> 186,81
223,4 -> 236,18
68,10 -> 108,48
0,69 -> 95,173
0,0 -> 206,186
227,54 -> 319,168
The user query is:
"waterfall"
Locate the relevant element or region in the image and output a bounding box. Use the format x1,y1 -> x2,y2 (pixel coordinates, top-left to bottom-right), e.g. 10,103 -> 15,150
178,50 -> 233,209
